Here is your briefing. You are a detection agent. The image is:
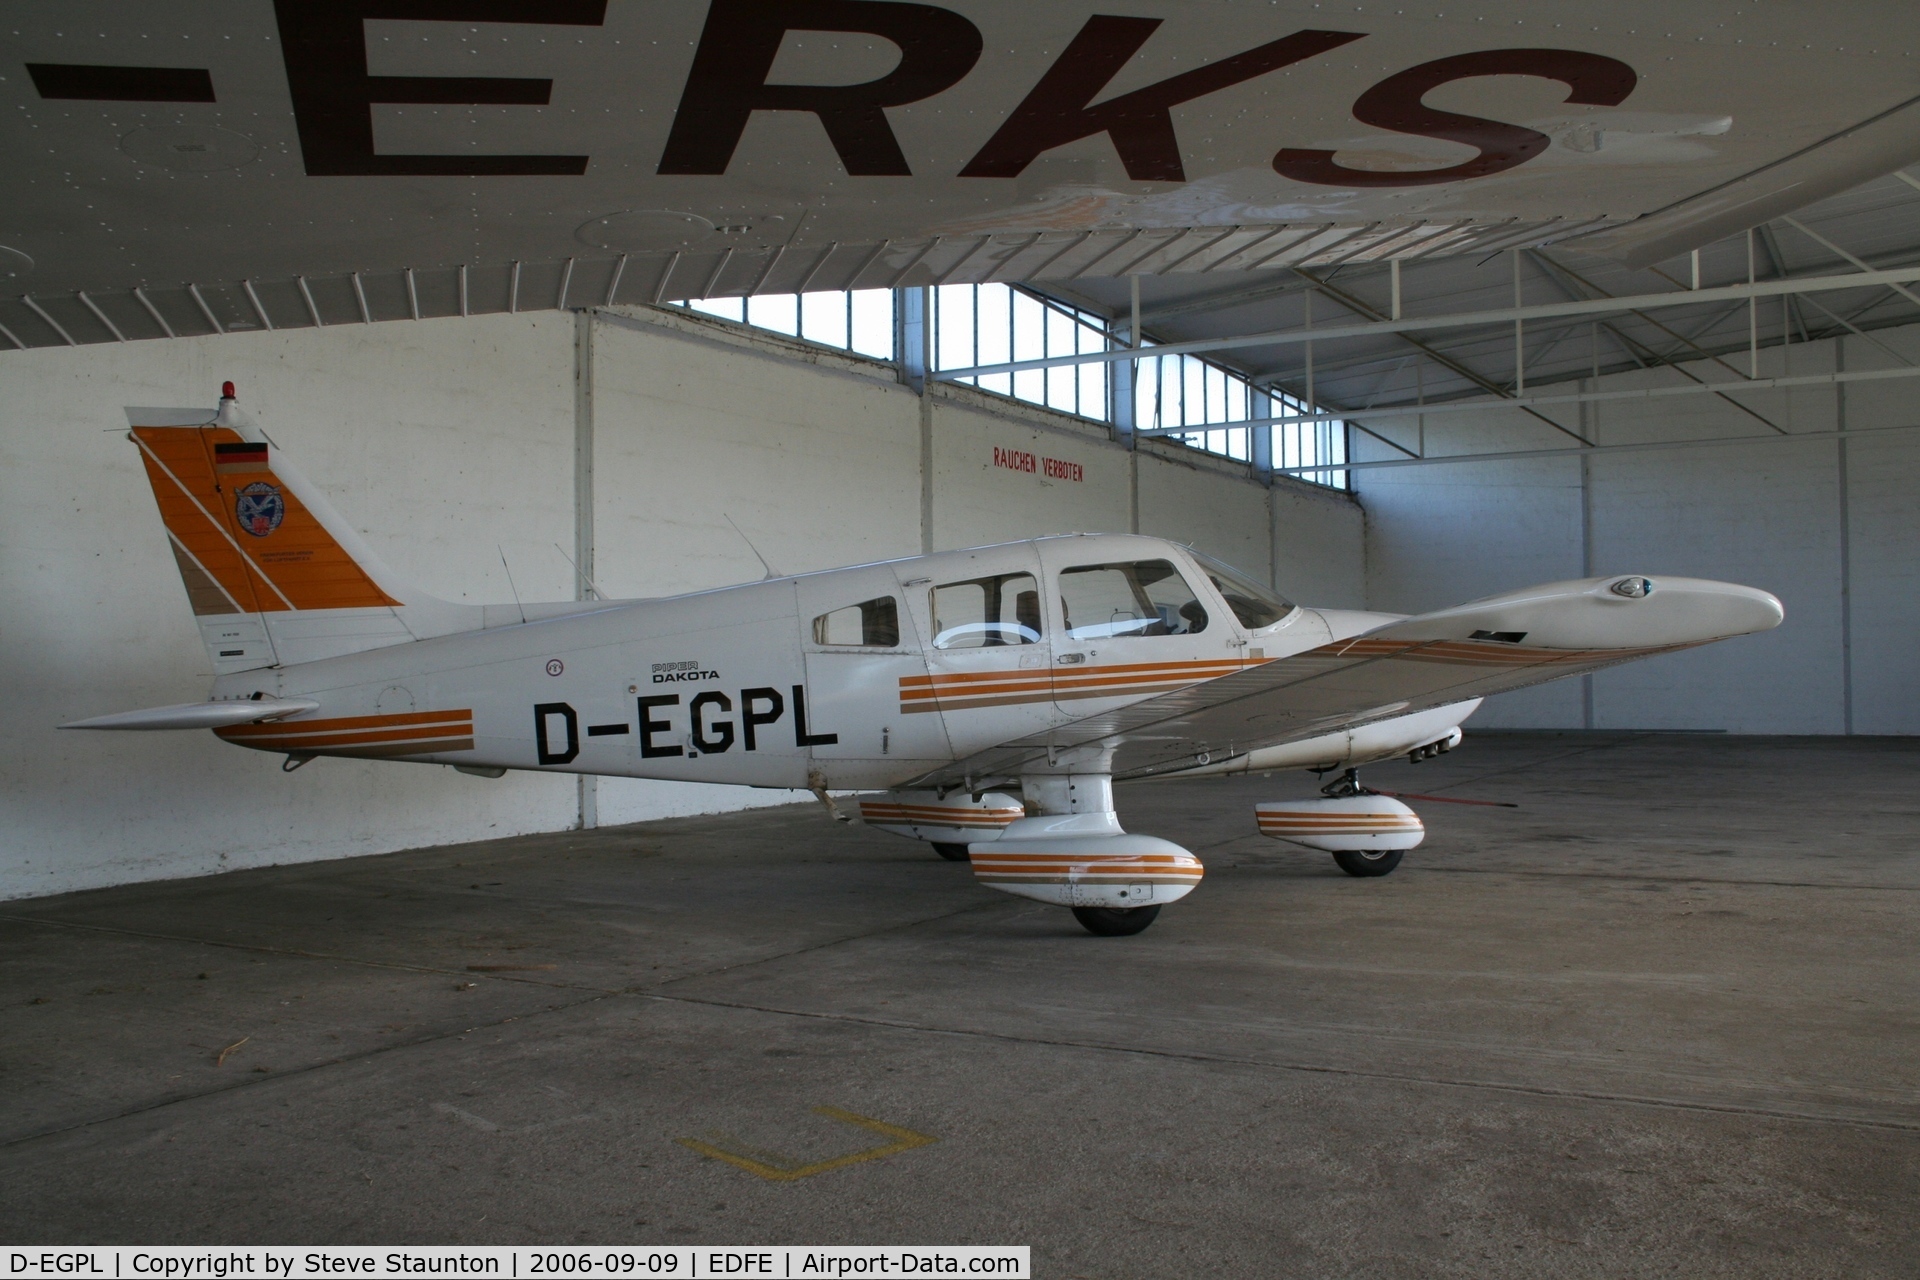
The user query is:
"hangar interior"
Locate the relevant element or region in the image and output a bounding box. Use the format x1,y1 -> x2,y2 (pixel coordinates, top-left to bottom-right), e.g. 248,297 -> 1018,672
5,11 -> 1920,1263
7,174 -> 1918,895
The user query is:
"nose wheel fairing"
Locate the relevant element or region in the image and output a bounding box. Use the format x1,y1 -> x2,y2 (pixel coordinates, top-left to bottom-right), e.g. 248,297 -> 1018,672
1253,794 -> 1426,853
858,754 -> 1206,930
970,757 -> 1205,918
1256,769 -> 1424,878
970,817 -> 1204,909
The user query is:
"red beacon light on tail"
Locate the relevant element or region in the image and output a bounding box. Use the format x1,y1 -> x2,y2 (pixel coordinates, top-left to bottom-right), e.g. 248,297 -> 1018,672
220,381 -> 236,401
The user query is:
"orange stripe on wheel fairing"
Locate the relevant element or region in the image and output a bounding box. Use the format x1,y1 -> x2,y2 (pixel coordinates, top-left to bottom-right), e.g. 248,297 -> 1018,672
859,806 -> 1023,818
1260,827 -> 1419,835
973,866 -> 1204,877
1259,817 -> 1428,825
971,856 -> 1201,867
858,803 -> 1022,814
976,877 -> 1200,887
1260,824 -> 1420,832
971,861 -> 1202,876
1258,820 -> 1422,828
1257,814 -> 1422,824
975,877 -> 1204,887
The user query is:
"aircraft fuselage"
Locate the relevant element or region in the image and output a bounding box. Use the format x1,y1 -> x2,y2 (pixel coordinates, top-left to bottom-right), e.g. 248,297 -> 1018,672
206,534 -> 1416,788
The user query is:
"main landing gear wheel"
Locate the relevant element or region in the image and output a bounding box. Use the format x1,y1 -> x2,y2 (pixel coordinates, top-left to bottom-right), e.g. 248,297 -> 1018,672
931,842 -> 972,862
1072,905 -> 1162,936
1333,849 -> 1404,877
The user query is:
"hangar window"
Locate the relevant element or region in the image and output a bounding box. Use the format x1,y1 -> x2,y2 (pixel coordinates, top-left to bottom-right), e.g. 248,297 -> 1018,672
675,289 -> 895,360
931,573 -> 1042,648
813,597 -> 901,647
1059,560 -> 1207,640
669,280 -> 1347,491
1136,350 -> 1349,491
928,282 -> 1347,491
932,283 -> 1111,421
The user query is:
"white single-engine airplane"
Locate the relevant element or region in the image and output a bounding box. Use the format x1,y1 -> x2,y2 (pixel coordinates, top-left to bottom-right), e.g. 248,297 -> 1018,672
68,386 -> 1784,935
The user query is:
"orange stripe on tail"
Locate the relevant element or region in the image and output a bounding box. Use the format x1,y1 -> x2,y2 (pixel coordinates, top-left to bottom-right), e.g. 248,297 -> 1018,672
131,426 -> 400,615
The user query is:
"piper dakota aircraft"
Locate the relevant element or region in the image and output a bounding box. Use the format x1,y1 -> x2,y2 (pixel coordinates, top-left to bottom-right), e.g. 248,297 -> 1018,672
68,387 -> 1783,934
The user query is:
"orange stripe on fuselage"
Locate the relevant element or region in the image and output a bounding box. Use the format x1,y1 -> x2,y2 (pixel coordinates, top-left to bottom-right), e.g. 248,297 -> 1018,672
900,657 -> 1249,713
216,709 -> 474,758
223,724 -> 471,750
217,709 -> 472,738
899,658 -> 1243,690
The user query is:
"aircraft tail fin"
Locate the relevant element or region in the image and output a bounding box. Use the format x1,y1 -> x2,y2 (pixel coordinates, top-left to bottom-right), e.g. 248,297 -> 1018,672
127,384 -> 483,674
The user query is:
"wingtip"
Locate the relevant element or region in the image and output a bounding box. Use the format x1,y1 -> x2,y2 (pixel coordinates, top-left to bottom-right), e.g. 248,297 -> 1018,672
1408,575 -> 1787,649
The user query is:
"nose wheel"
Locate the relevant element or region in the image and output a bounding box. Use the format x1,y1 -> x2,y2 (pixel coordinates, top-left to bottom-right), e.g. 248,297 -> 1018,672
1072,905 -> 1162,936
1332,849 -> 1404,877
1312,768 -> 1407,877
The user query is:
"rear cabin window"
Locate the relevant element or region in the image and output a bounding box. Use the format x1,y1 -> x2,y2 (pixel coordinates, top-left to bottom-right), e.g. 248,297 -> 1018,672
812,597 -> 900,646
931,573 -> 1041,648
1059,560 -> 1207,640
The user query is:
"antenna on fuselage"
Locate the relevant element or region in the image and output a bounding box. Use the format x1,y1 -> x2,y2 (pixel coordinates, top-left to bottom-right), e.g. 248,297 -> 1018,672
553,542 -> 606,601
724,513 -> 781,580
497,545 -> 527,624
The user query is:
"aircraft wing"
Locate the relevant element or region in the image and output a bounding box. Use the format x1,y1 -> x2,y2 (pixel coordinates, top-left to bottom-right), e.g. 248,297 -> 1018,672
907,575 -> 1782,788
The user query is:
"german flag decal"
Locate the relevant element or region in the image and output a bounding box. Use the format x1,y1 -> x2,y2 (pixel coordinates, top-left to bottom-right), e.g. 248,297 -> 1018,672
213,441 -> 269,475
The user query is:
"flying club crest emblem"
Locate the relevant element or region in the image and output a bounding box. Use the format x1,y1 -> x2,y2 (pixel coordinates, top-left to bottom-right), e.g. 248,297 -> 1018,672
235,481 -> 285,537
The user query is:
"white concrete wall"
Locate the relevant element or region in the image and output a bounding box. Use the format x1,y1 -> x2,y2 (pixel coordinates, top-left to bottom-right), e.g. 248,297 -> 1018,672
4,315 -> 590,898
1357,323 -> 1920,734
1,305 -> 1363,897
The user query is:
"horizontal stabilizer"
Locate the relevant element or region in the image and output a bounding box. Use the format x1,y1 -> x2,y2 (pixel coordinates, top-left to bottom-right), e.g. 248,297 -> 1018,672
61,698 -> 321,731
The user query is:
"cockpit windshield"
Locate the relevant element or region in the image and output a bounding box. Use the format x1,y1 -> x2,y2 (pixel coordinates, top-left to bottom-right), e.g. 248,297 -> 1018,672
1188,550 -> 1296,630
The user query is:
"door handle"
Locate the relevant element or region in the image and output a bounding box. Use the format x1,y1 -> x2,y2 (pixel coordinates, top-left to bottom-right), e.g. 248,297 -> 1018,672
1057,652 -> 1086,664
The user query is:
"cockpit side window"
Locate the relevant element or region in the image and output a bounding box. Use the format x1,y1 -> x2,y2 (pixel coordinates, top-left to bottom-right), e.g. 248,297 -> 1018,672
931,573 -> 1041,648
1058,560 -> 1207,640
1186,550 -> 1296,630
812,596 -> 901,647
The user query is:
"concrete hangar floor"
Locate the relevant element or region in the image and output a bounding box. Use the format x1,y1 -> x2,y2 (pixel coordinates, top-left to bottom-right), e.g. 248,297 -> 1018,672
3,734 -> 1916,1275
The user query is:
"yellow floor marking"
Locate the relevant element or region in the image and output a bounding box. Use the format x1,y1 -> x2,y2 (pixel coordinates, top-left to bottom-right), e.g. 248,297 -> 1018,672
677,1106 -> 937,1182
